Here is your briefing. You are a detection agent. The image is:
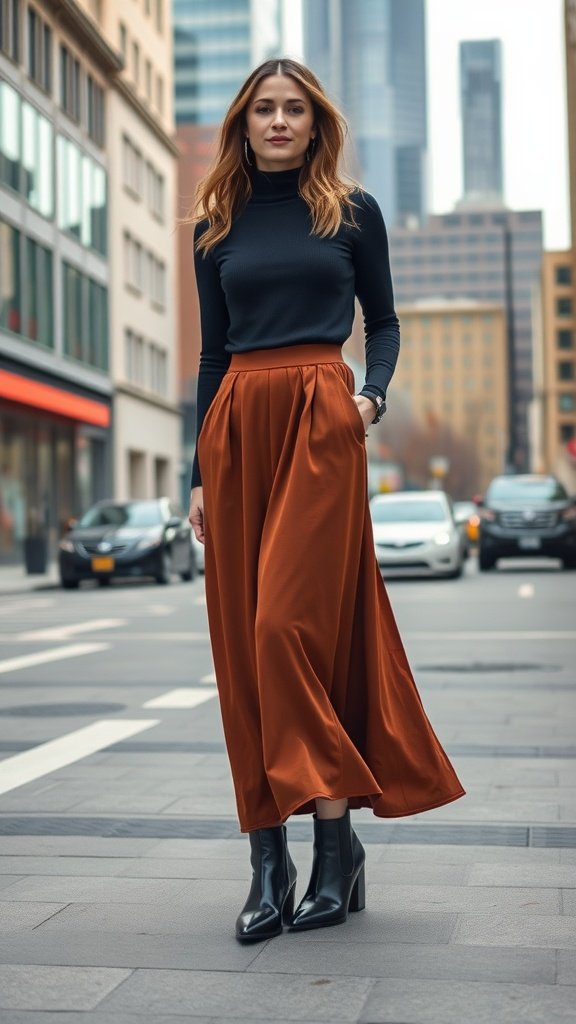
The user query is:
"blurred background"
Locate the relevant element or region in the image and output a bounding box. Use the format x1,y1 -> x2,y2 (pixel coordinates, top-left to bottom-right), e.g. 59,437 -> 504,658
0,0 -> 574,575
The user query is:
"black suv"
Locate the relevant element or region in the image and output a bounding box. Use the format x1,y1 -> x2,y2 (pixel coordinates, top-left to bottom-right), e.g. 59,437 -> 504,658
477,475 -> 576,571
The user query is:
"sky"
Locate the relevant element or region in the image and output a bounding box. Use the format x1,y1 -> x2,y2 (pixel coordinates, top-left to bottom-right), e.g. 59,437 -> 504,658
283,0 -> 569,250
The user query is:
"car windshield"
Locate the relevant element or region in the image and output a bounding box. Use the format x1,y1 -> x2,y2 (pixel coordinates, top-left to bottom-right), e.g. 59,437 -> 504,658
486,479 -> 568,504
78,502 -> 163,528
371,499 -> 447,523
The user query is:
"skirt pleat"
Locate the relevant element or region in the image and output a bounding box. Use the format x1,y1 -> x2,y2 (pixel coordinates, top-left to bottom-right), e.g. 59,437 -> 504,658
197,343 -> 465,832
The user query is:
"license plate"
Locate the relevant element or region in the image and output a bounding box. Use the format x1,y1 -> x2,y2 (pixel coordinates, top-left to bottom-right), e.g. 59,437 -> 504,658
518,537 -> 541,551
91,556 -> 115,572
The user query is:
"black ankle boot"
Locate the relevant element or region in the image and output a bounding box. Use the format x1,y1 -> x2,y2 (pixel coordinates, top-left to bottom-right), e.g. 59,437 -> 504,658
235,824 -> 297,942
289,809 -> 365,932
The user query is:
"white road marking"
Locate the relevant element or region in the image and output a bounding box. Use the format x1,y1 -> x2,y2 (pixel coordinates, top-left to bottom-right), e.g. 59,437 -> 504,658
517,583 -> 535,599
200,671 -> 216,684
18,618 -> 126,641
0,632 -> 210,644
0,643 -> 109,675
0,718 -> 160,796
0,598 -> 55,616
142,688 -> 217,709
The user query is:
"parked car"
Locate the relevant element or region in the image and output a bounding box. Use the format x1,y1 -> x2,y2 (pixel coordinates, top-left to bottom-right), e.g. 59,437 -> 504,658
476,474 -> 576,571
369,491 -> 466,579
59,498 -> 196,588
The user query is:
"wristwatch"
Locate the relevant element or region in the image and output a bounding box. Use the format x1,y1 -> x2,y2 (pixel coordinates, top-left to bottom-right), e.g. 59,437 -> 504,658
359,387 -> 387,424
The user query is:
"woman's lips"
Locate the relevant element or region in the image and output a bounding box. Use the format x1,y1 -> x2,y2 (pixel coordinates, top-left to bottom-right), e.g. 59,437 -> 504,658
268,139 -> 291,145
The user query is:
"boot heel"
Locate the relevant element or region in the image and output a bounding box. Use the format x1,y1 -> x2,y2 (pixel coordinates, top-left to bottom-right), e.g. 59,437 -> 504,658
282,883 -> 296,924
349,865 -> 365,912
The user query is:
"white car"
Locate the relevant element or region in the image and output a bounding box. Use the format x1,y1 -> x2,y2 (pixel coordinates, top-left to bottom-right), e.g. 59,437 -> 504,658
370,491 -> 465,579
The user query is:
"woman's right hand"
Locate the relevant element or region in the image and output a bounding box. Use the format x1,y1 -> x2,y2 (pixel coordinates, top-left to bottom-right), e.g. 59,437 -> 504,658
189,486 -> 205,544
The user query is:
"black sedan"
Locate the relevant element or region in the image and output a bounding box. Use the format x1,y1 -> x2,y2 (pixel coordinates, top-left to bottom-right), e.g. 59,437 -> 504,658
59,498 -> 196,588
477,475 -> 576,571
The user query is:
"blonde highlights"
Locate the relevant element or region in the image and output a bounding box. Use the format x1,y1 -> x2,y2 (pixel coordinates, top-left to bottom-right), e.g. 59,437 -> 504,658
189,58 -> 358,255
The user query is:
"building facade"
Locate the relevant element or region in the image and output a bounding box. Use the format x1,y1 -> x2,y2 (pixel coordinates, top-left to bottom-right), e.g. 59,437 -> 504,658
532,253 -> 575,487
89,0 -> 180,502
389,208 -> 543,471
303,0 -> 428,227
459,39 -> 503,204
0,0 -> 114,568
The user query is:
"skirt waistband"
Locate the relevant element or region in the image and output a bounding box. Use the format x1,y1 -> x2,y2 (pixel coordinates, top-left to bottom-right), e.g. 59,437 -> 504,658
227,344 -> 344,371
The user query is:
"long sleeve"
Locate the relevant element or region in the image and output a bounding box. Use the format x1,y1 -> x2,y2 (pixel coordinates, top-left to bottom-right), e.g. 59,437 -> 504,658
190,221 -> 231,489
352,192 -> 400,401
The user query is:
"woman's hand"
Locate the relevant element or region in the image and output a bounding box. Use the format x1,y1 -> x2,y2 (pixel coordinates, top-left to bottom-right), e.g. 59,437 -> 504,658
353,395 -> 376,432
189,486 -> 205,544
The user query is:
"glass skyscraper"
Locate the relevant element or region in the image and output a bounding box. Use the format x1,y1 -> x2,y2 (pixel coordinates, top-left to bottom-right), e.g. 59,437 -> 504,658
460,39 -> 503,203
173,0 -> 283,125
303,0 -> 428,227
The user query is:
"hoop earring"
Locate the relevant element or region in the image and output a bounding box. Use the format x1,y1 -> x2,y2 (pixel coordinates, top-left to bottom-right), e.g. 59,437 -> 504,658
244,138 -> 252,166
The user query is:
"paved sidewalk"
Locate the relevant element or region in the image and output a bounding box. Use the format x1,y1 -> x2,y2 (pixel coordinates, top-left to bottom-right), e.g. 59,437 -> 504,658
0,562 -> 60,595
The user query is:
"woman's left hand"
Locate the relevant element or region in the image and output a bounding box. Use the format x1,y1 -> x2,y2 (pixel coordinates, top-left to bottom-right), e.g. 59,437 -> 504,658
353,395 -> 376,431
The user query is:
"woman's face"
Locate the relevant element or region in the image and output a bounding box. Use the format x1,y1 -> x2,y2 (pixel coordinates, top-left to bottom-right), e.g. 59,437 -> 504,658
245,74 -> 316,172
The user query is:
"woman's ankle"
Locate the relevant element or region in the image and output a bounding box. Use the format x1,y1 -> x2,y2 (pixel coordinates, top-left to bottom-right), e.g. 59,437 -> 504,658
315,797 -> 348,820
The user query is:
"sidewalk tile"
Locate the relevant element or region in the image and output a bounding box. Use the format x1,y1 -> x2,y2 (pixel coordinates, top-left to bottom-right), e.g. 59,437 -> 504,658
557,950 -> 576,984
359,977 -> 576,1023
452,912 -> 576,948
0,964 -> 132,1012
467,865 -> 576,888
0,876 -> 194,904
98,968 -> 375,1021
248,938 -> 555,984
367,883 -> 559,915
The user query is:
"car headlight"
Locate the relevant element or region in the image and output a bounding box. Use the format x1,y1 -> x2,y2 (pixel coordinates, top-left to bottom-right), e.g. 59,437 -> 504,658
136,536 -> 162,550
434,531 -> 452,546
59,539 -> 75,553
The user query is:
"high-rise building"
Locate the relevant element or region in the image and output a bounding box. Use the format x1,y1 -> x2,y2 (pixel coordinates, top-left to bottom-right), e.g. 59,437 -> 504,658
459,39 -> 503,205
173,0 -> 283,125
389,208 -> 544,472
303,0 -> 428,227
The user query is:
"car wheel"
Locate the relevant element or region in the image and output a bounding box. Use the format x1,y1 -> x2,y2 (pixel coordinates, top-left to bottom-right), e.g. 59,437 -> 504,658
155,551 -> 171,585
479,550 -> 496,572
180,554 -> 196,582
562,557 -> 576,570
61,578 -> 79,590
445,561 -> 463,579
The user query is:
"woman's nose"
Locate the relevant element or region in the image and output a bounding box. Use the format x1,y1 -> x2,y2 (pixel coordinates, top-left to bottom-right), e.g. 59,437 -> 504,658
272,111 -> 287,129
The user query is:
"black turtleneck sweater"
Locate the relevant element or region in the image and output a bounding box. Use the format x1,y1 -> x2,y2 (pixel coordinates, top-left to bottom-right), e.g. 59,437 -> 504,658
191,166 -> 400,488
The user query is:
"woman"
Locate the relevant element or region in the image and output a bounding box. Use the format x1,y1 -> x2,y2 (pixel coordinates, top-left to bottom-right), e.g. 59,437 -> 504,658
188,58 -> 465,943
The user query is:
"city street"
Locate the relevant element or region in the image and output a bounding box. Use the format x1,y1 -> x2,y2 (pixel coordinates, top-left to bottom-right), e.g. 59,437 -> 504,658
0,560 -> 574,1022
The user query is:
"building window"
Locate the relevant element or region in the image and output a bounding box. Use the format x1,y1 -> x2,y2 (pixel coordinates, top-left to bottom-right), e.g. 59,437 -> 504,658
0,82 -> 54,218
124,231 -> 144,292
155,0 -> 163,32
57,135 -> 107,254
150,255 -> 165,308
146,160 -> 164,219
122,134 -> 142,196
156,73 -> 163,114
0,0 -> 20,61
87,74 -> 105,146
557,330 -> 574,350
125,328 -> 145,386
132,40 -> 140,86
560,424 -> 575,443
556,265 -> 572,286
558,394 -> 575,412
557,298 -> 573,317
62,261 -> 107,370
145,58 -> 152,101
0,219 -> 53,345
119,20 -> 127,59
27,6 -> 51,92
558,361 -> 574,381
149,341 -> 167,396
60,44 -> 81,121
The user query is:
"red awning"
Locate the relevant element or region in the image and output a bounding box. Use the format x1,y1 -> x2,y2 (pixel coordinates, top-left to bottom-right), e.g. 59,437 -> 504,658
0,368 -> 110,427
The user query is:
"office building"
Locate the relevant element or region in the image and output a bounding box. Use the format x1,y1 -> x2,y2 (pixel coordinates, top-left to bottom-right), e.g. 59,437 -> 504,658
392,299 -> 508,495
389,208 -> 544,471
303,0 -> 428,226
460,39 -> 503,204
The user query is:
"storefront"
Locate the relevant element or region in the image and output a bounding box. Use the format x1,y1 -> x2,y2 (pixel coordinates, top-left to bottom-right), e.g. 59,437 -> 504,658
0,363 -> 111,570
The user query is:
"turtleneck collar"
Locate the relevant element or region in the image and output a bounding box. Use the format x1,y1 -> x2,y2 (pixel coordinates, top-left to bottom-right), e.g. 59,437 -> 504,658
249,165 -> 303,203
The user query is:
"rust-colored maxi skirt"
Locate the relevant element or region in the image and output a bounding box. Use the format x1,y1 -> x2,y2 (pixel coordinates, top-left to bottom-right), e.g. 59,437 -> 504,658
197,344 -> 465,832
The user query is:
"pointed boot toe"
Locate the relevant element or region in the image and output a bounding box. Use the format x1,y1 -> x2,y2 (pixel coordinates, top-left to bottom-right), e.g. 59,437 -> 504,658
289,810 -> 365,932
235,825 -> 297,943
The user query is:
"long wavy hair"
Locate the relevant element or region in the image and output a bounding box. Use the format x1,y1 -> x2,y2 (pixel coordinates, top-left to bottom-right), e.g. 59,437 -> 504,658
190,58 -> 358,255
